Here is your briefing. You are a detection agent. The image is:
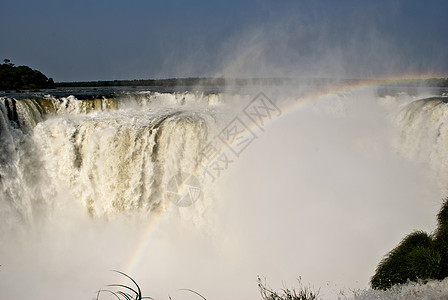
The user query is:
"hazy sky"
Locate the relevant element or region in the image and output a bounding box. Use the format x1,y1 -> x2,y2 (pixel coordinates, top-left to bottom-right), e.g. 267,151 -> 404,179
1,0 -> 447,81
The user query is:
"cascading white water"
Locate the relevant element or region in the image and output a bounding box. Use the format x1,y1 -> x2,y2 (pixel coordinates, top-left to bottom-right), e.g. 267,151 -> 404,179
394,97 -> 448,190
0,93 -> 224,228
0,88 -> 447,300
0,97 -> 49,230
33,109 -> 210,217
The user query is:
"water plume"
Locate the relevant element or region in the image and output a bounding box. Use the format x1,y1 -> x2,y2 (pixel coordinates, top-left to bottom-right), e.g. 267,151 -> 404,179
0,85 -> 446,299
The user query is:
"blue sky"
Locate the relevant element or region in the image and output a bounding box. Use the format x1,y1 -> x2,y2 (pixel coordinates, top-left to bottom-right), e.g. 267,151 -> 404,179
1,0 -> 447,81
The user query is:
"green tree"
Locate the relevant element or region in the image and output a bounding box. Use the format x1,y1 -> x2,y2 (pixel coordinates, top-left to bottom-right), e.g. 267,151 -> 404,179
0,60 -> 55,90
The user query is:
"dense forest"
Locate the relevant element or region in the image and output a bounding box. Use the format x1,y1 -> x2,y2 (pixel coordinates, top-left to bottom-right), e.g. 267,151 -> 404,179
0,59 -> 55,91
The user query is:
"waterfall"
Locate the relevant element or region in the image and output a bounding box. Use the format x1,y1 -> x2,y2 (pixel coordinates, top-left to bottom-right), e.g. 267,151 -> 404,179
0,93 -> 219,226
394,97 -> 448,189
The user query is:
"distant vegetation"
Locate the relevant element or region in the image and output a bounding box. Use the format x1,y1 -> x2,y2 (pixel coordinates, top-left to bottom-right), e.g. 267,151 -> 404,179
56,77 -> 294,88
2,58 -> 446,90
371,198 -> 448,290
0,59 -> 55,91
57,77 -> 227,88
56,77 -> 448,88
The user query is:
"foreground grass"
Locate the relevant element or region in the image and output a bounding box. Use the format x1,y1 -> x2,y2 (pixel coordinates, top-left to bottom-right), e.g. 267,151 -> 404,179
257,276 -> 320,300
94,270 -> 153,300
94,271 -> 319,300
95,271 -> 208,300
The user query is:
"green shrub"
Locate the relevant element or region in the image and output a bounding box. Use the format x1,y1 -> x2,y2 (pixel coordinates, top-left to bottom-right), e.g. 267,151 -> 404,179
371,198 -> 448,290
0,59 -> 55,90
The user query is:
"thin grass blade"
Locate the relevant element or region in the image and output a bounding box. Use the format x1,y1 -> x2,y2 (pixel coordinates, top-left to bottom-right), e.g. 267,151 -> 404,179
178,288 -> 207,300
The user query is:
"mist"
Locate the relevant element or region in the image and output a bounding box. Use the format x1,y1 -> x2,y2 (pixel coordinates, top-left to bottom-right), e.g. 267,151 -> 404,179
217,88 -> 443,297
1,86 -> 446,299
1,1 -> 448,299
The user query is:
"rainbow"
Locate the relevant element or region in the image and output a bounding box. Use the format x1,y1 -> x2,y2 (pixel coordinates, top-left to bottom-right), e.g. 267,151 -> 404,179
123,75 -> 445,275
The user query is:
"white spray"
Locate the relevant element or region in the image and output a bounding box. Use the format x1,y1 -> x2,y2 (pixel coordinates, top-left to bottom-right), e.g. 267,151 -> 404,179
0,88 -> 446,299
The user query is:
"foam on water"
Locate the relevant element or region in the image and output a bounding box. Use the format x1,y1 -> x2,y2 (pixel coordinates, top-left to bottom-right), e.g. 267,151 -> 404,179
350,278 -> 448,299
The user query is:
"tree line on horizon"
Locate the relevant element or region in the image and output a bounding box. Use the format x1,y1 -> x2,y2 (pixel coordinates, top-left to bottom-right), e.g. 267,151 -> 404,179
0,59 -> 55,91
1,58 -> 447,90
55,77 -> 448,88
